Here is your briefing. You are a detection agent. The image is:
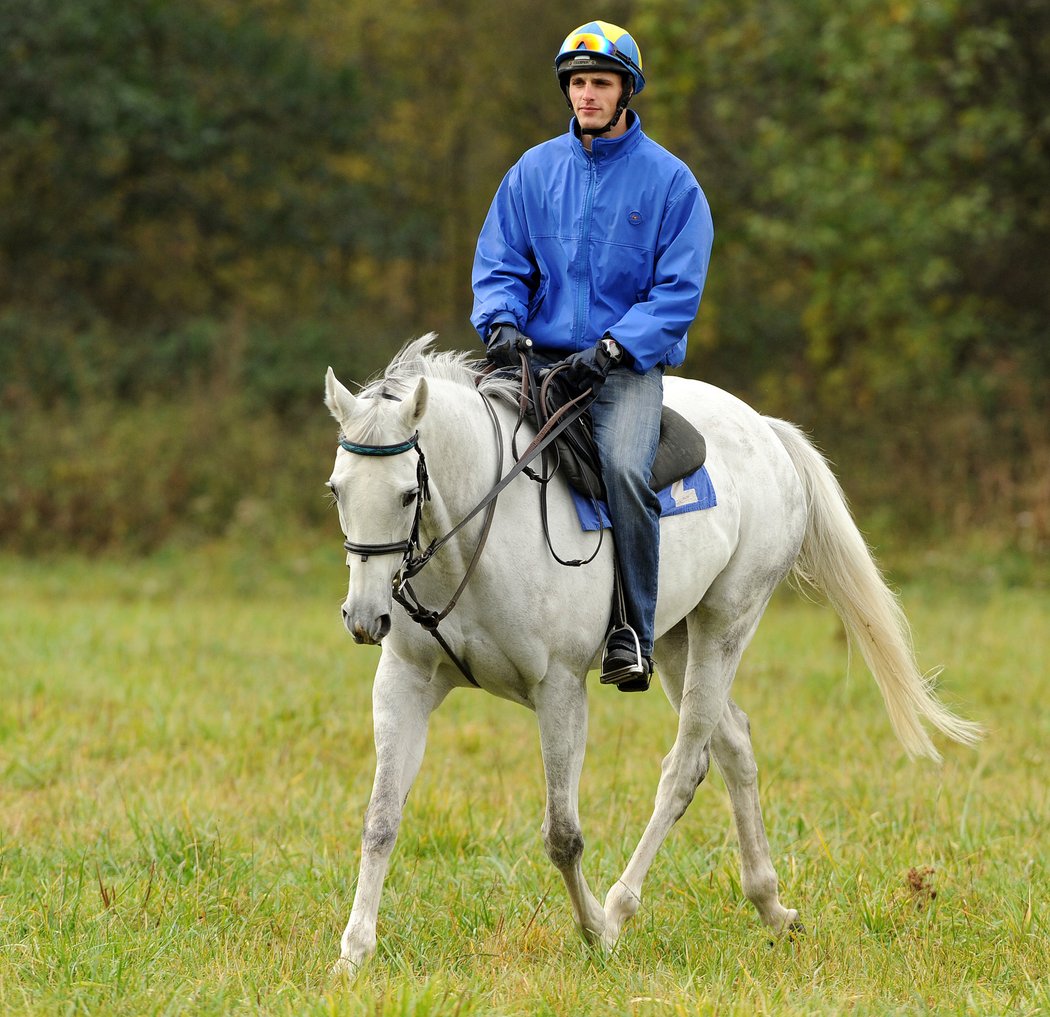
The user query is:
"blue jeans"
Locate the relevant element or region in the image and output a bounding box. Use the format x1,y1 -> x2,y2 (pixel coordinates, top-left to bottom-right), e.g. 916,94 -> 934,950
590,364 -> 663,657
533,353 -> 664,656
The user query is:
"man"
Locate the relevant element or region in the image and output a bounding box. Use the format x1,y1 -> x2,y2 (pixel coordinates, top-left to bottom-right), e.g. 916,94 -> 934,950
471,20 -> 713,690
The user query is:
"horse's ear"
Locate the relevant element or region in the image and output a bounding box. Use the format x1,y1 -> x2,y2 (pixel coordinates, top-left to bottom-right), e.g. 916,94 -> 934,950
398,377 -> 429,429
325,367 -> 357,425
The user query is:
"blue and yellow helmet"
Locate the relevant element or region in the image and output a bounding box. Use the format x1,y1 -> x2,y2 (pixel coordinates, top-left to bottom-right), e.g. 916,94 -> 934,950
555,21 -> 645,97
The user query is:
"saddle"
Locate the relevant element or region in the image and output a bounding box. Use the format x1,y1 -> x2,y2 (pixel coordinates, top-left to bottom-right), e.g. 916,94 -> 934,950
558,400 -> 706,502
493,363 -> 707,502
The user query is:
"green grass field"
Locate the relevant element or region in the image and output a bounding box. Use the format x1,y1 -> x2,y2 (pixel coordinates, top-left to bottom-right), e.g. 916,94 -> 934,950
1,542 -> 1046,1016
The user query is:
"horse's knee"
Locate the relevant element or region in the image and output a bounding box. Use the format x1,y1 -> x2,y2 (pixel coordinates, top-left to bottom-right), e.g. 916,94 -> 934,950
543,818 -> 584,870
717,741 -> 758,785
362,806 -> 399,857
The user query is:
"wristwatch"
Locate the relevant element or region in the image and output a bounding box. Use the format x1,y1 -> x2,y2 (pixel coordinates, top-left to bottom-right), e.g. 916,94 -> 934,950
598,335 -> 623,363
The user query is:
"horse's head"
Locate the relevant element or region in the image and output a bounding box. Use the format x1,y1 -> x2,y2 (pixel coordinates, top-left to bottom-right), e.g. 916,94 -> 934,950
325,367 -> 429,645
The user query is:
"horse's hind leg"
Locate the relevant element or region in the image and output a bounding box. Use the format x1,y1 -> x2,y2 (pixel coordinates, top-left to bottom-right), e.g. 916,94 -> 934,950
711,699 -> 799,933
603,607 -> 748,949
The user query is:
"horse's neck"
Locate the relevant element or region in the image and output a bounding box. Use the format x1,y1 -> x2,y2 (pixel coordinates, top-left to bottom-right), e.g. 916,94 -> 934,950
419,381 -> 503,538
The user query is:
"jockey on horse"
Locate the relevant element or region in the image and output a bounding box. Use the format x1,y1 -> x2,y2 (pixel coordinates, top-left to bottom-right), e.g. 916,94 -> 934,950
470,20 -> 714,691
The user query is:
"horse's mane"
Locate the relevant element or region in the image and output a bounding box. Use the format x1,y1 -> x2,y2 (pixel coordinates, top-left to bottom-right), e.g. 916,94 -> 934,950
361,333 -> 517,403
345,334 -> 516,443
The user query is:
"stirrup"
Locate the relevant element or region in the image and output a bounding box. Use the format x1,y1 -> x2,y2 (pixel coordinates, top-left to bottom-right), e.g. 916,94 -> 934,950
600,626 -> 651,692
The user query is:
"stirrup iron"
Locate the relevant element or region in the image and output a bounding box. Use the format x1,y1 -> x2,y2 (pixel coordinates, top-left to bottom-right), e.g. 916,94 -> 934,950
600,625 -> 649,689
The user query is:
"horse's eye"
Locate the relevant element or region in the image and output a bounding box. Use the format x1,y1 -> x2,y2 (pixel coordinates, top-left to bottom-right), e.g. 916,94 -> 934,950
401,489 -> 418,508
327,481 -> 338,501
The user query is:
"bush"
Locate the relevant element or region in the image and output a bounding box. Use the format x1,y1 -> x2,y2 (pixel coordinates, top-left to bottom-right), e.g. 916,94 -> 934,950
0,390 -> 338,553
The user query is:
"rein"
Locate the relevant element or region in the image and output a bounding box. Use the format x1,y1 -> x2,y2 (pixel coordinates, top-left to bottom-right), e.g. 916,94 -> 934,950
337,365 -> 596,688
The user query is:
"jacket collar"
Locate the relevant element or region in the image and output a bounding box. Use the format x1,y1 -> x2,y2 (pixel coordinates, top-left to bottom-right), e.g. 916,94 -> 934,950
569,110 -> 643,162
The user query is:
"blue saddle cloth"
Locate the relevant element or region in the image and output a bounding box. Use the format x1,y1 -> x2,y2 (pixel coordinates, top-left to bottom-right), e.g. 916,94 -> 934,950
569,465 -> 717,531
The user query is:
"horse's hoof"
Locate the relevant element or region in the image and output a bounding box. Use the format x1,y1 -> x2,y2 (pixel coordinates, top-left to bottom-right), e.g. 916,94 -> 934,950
330,956 -> 363,981
767,910 -> 804,946
580,924 -> 605,949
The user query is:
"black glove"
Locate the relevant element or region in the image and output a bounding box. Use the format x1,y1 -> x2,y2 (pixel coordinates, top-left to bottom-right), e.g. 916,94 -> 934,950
561,336 -> 623,392
485,323 -> 531,369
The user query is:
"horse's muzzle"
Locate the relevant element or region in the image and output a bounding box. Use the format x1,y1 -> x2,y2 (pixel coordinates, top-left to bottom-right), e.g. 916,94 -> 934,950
343,605 -> 391,645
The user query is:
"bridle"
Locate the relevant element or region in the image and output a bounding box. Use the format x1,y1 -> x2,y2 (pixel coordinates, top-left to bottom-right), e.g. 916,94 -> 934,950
335,370 -> 596,688
336,392 -> 503,687
339,431 -> 431,563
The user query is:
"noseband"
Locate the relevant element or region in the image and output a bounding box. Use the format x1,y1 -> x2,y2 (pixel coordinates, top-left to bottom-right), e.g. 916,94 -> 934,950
338,431 -> 430,563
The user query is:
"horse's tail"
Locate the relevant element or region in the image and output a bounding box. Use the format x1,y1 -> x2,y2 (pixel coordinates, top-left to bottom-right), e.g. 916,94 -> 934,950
766,417 -> 984,761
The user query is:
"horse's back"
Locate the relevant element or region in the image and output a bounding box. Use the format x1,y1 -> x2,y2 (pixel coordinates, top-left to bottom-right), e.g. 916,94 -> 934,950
659,376 -> 808,607
664,376 -> 773,443
663,375 -> 803,498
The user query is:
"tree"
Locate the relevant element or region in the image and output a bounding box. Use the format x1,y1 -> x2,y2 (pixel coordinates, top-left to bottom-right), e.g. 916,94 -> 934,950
0,0 -> 364,329
636,0 -> 1049,530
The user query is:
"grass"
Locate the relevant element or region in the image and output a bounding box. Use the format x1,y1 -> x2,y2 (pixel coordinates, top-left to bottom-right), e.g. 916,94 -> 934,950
0,539 -> 1047,1015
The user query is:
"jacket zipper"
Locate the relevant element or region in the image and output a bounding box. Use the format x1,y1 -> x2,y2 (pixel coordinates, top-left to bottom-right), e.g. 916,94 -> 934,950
573,153 -> 597,349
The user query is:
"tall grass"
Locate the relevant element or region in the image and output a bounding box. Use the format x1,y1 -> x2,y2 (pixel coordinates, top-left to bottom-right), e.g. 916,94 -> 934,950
0,543 -> 1046,1015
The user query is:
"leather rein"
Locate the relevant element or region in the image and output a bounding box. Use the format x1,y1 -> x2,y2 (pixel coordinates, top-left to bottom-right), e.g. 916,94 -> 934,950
337,361 -> 596,688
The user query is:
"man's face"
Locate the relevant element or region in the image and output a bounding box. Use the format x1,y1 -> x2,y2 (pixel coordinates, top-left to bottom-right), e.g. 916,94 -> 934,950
568,71 -> 625,134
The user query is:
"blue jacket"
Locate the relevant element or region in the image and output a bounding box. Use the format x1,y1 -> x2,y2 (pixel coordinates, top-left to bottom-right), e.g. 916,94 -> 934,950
471,113 -> 713,373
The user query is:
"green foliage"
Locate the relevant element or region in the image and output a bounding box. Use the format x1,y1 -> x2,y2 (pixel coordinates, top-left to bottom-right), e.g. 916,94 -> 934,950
0,0 -> 1048,551
0,0 -> 364,327
0,307 -> 392,409
0,386 -> 340,553
633,0 -> 1050,538
639,0 -> 1050,392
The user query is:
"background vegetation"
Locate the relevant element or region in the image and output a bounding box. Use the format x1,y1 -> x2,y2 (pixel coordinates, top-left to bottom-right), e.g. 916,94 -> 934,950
1,0 -> 1047,554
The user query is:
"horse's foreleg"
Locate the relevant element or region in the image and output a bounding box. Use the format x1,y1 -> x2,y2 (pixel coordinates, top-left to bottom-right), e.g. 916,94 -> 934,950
335,661 -> 447,975
711,699 -> 799,933
534,675 -> 606,945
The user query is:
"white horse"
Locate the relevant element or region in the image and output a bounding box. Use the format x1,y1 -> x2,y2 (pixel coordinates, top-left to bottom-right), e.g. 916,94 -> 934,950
323,335 -> 980,973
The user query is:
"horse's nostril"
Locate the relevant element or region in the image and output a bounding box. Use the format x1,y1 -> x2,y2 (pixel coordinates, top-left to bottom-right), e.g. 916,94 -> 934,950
341,605 -> 390,645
